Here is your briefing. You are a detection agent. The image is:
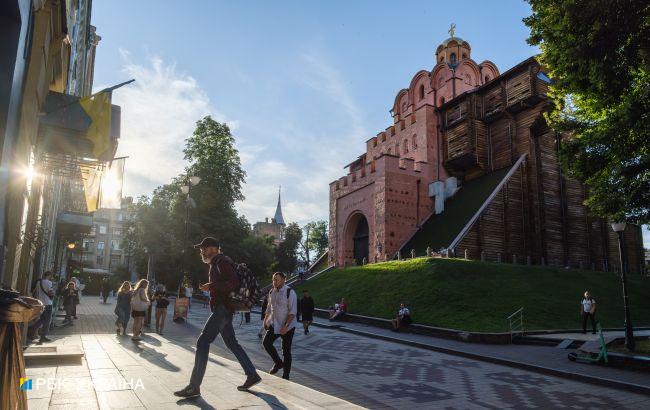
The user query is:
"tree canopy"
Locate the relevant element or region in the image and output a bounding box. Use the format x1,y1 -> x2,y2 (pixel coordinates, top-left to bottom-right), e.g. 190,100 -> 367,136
524,0 -> 650,223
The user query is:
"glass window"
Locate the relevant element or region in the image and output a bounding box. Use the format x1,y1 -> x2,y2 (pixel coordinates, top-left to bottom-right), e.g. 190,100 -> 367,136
450,53 -> 457,65
99,225 -> 107,234
419,85 -> 425,100
97,241 -> 105,251
82,239 -> 94,251
97,255 -> 104,265
117,213 -> 123,221
113,228 -> 122,236
110,239 -> 120,250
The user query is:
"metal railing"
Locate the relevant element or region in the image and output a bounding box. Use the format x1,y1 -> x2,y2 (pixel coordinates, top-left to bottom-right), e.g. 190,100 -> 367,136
506,307 -> 524,343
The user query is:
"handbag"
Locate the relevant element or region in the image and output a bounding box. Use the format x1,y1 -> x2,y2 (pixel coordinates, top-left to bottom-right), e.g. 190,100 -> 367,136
131,289 -> 150,311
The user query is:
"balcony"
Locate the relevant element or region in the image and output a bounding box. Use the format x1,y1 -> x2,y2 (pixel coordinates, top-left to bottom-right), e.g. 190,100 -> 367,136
444,119 -> 488,171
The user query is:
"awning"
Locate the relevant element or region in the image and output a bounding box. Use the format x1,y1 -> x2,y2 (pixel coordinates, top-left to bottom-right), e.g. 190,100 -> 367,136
56,211 -> 93,237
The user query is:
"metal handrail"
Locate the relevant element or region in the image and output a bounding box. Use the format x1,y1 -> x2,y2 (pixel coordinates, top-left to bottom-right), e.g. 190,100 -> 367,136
506,307 -> 524,343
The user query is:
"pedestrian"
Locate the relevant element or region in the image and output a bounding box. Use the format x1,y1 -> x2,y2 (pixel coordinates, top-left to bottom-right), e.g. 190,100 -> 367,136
100,276 -> 109,304
263,272 -> 297,380
258,294 -> 268,338
580,291 -> 597,334
28,271 -> 55,344
70,276 -> 81,319
155,290 -> 170,335
62,281 -> 79,326
115,281 -> 132,336
391,302 -> 412,332
131,279 -> 150,341
185,285 -> 193,311
174,237 -> 261,398
299,289 -> 315,335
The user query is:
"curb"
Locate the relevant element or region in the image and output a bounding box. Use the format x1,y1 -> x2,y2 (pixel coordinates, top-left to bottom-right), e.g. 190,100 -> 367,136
310,321 -> 650,396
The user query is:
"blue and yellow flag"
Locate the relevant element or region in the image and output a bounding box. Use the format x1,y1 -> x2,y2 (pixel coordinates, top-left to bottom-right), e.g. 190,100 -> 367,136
79,91 -> 113,161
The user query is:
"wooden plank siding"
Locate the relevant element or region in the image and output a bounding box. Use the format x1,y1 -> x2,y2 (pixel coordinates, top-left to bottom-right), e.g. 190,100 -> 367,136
441,59 -> 644,273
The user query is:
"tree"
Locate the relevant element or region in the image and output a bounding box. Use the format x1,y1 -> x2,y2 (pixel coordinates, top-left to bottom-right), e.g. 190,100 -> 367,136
524,0 -> 650,223
307,220 -> 328,257
297,220 -> 328,269
274,222 -> 301,274
239,236 -> 275,281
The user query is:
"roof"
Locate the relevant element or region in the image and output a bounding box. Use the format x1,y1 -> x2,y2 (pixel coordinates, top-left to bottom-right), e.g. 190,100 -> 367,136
440,36 -> 468,47
399,165 -> 513,255
273,187 -> 285,225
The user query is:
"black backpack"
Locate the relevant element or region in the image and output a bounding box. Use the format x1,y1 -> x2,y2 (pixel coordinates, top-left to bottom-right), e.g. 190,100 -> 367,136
230,263 -> 261,311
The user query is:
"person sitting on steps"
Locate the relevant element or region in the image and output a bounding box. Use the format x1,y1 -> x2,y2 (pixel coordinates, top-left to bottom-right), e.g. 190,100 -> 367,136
391,302 -> 412,332
329,298 -> 348,321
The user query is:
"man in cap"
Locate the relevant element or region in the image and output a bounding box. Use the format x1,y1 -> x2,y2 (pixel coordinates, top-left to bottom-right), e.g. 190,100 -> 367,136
174,237 -> 261,398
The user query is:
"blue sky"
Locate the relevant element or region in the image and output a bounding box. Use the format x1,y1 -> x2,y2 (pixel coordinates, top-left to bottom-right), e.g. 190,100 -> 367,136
91,0 -> 649,247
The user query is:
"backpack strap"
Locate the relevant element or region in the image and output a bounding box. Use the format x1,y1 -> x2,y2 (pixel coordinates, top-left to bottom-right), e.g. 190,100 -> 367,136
286,287 -> 293,299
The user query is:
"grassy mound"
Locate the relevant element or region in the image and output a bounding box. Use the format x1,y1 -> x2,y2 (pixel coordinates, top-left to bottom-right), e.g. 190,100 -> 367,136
294,257 -> 650,332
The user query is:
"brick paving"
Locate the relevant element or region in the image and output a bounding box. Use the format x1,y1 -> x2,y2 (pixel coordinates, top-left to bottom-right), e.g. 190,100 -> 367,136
24,296 -> 361,410
186,306 -> 650,409
26,296 -> 650,409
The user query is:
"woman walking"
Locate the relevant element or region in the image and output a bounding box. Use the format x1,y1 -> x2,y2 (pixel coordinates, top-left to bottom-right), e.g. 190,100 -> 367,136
62,281 -> 79,326
154,290 -> 170,335
131,279 -> 150,341
115,281 -> 132,336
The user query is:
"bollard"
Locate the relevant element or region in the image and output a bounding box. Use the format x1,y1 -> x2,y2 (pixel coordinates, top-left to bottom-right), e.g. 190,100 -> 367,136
426,246 -> 432,257
464,249 -> 469,260
397,251 -> 401,261
411,249 -> 416,259
362,257 -> 367,265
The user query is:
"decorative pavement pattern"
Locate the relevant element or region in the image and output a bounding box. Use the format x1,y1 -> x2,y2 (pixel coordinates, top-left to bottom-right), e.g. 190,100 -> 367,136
25,297 -> 650,409
186,305 -> 650,409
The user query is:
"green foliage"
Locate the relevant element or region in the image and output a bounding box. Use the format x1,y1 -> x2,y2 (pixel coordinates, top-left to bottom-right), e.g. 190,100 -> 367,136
239,236 -> 275,279
305,220 -> 328,263
524,0 -> 650,223
124,116 -> 273,289
295,258 -> 650,332
274,222 -> 301,274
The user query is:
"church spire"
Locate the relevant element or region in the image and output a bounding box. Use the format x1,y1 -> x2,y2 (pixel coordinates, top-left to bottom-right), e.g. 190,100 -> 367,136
273,186 -> 285,225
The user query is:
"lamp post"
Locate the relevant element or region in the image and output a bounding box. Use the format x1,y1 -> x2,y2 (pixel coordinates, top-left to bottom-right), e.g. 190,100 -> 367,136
177,175 -> 201,323
611,222 -> 635,352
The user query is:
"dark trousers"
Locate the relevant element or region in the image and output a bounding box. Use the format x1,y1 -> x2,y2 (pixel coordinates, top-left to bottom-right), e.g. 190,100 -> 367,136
190,304 -> 256,387
263,326 -> 295,379
582,312 -> 596,333
28,305 -> 53,339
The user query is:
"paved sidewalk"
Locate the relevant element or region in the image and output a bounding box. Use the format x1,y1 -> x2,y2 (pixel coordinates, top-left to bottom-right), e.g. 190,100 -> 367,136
24,297 -> 361,410
189,307 -> 650,409
305,315 -> 650,391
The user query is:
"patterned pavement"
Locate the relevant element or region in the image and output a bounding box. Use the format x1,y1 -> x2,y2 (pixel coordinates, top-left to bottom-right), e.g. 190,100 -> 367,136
185,305 -> 650,409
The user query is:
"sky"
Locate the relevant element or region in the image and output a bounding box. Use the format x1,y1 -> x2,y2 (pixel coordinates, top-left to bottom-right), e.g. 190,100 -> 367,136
90,0 -> 649,247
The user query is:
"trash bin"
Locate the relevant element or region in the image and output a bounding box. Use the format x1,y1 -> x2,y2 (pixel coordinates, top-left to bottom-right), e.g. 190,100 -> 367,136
0,289 -> 43,410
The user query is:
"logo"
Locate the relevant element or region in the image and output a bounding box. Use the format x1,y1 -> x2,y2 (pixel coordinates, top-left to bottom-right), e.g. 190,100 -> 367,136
20,377 -> 32,390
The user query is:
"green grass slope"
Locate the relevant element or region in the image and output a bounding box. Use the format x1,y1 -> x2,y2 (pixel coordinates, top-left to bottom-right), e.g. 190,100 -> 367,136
294,258 -> 650,332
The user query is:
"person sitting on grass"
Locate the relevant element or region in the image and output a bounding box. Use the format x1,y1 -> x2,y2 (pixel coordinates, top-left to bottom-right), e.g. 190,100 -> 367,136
329,298 -> 348,321
391,303 -> 412,332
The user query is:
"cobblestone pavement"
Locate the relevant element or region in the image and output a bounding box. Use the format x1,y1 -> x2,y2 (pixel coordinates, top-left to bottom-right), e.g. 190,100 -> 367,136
185,305 -> 650,409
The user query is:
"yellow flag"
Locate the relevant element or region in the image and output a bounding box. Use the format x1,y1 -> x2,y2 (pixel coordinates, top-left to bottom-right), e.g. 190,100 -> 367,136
81,165 -> 103,212
79,91 -> 112,160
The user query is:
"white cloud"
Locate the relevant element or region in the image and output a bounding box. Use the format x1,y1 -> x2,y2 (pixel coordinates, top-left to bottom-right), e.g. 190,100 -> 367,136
111,53 -> 227,198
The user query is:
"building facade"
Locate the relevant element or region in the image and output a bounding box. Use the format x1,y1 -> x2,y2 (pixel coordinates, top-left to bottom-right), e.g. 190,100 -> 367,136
252,188 -> 286,244
0,0 -> 124,296
329,34 -> 644,272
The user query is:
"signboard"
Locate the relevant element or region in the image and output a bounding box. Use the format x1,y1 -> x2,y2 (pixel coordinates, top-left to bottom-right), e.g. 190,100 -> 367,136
173,297 -> 189,320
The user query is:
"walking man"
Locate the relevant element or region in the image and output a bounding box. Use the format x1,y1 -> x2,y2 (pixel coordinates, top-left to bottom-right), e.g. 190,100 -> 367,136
28,271 -> 55,344
263,272 -> 297,380
580,290 -> 597,334
299,289 -> 315,335
174,237 -> 261,398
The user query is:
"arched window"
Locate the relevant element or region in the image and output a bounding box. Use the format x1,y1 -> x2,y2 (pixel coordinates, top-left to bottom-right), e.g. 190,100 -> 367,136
450,53 -> 457,65
462,53 -> 467,59
387,148 -> 392,155
403,139 -> 409,153
439,56 -> 444,63
395,144 -> 400,155
439,96 -> 445,106
484,75 -> 490,83
419,84 -> 425,100
412,135 -> 418,149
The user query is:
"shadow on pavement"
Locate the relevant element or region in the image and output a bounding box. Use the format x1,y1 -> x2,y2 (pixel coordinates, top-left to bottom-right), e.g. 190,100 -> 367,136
115,334 -> 181,372
248,391 -> 289,410
175,397 -> 215,409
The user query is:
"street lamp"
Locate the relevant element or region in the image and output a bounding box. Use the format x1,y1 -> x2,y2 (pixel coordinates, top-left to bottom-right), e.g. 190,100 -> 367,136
178,174 -> 201,321
611,221 -> 635,352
